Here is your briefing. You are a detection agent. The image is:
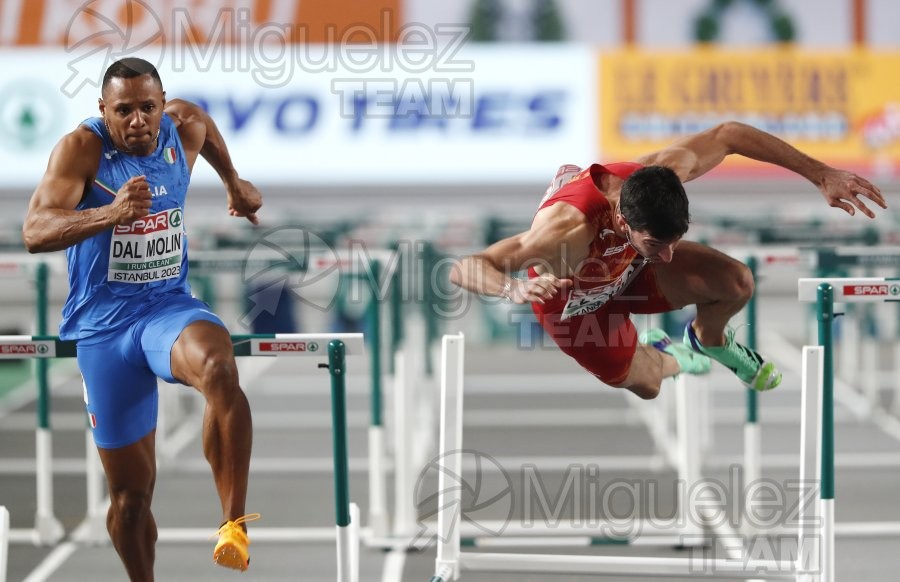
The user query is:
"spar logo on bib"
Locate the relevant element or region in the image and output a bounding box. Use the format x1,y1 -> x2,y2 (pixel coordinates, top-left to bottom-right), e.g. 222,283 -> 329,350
843,284 -> 900,297
115,212 -> 168,235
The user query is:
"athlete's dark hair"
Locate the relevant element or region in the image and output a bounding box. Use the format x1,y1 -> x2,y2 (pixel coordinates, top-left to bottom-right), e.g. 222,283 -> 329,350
101,58 -> 163,93
618,166 -> 690,240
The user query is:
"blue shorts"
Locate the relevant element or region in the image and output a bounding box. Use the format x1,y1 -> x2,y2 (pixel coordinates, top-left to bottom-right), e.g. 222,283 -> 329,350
77,294 -> 226,449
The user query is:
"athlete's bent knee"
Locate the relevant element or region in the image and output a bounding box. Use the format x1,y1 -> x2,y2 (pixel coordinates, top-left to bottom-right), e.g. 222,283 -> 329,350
110,489 -> 153,527
197,350 -> 239,390
728,263 -> 755,304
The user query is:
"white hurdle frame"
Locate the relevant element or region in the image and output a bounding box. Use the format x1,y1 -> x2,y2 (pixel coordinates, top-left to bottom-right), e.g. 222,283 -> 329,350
427,334 -> 709,549
431,332 -> 832,581
175,250 -> 395,532
77,333 -> 365,540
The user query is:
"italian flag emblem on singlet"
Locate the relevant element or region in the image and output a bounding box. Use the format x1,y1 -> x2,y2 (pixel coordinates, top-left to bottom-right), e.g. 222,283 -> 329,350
163,147 -> 177,164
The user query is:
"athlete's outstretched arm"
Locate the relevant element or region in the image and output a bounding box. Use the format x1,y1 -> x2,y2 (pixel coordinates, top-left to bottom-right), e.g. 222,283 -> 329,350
638,121 -> 886,218
23,128 -> 152,253
165,99 -> 262,224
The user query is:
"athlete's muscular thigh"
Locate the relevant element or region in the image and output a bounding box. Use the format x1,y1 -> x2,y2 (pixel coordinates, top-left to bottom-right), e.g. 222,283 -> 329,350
169,320 -> 235,388
650,241 -> 751,309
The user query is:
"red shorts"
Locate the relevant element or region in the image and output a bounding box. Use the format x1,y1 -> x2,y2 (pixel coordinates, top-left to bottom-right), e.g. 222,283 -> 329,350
532,265 -> 674,385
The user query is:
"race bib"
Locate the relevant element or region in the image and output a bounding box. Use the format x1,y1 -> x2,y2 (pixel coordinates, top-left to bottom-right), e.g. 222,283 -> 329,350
108,208 -> 184,283
561,260 -> 647,320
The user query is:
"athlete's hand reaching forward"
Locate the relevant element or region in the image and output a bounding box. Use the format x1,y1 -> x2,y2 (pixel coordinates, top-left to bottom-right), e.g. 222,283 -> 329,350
818,168 -> 886,218
226,178 -> 262,225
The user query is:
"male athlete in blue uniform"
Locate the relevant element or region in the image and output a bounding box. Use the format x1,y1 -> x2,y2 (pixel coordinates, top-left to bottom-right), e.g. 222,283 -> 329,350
23,58 -> 260,579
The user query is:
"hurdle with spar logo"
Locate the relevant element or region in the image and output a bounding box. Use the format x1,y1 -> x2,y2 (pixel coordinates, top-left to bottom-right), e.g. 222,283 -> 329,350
0,257 -> 65,546
187,248 -> 407,541
0,247 -> 439,549
801,280 -> 900,299
0,333 -> 365,582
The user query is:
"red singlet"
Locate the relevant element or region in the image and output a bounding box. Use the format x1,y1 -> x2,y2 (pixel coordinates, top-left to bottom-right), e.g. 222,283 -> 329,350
529,163 -> 675,385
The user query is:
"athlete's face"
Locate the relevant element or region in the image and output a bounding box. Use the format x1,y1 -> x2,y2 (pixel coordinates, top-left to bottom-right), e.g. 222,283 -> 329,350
622,223 -> 681,264
99,75 -> 166,156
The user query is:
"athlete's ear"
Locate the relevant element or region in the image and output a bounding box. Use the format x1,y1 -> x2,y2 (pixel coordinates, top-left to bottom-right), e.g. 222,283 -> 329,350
161,91 -> 166,107
98,98 -> 105,116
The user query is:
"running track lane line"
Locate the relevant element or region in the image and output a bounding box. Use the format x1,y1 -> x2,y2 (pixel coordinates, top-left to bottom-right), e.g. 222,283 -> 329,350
21,541 -> 78,582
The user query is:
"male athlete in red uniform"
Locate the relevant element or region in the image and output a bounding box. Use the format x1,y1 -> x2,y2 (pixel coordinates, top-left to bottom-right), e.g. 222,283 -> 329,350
450,122 -> 885,399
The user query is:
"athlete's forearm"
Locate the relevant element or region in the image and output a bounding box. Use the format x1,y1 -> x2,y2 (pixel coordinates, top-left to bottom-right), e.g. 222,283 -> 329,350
721,122 -> 830,184
449,255 -> 514,299
198,109 -> 240,188
23,207 -> 116,253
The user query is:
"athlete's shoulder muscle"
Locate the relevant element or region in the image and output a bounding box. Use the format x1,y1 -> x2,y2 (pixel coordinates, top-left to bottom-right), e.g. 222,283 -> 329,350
164,99 -> 205,154
30,126 -> 102,212
525,203 -> 595,270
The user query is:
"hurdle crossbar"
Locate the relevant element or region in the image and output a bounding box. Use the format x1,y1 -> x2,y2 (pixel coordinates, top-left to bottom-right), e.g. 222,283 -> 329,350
431,330 -> 832,581
799,277 -> 900,303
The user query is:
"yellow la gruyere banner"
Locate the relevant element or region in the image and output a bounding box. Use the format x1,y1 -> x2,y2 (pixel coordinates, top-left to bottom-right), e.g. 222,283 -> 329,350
599,49 -> 900,173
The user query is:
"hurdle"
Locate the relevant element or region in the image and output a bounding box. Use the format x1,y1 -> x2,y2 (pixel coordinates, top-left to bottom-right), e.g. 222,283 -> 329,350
716,247 -> 900,467
806,247 -> 900,411
182,248 -> 400,540
797,276 -> 900,540
721,246 -> 806,537
2,333 -> 363,582
416,339 -> 717,548
430,324 -> 835,581
0,242 -> 435,551
0,255 -> 66,546
186,247 -> 438,543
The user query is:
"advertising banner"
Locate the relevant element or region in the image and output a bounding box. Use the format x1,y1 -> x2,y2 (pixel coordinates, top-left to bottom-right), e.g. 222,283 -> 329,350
0,44 -> 595,186
599,49 -> 900,176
